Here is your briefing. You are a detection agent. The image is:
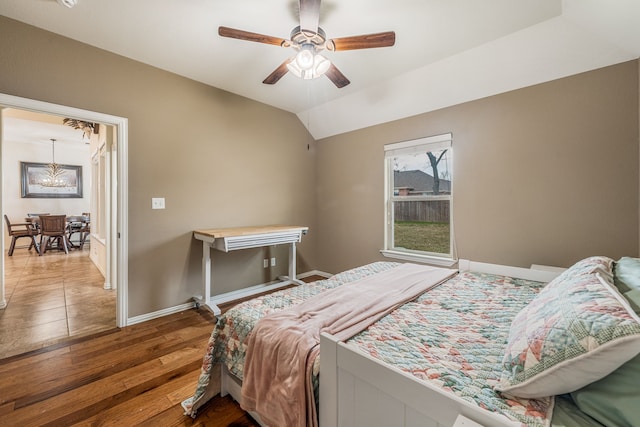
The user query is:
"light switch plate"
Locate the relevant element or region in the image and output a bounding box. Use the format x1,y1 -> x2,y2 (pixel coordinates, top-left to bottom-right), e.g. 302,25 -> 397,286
151,197 -> 165,209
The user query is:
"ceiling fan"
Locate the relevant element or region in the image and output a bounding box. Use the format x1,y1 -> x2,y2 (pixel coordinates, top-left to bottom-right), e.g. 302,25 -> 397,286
218,0 -> 396,88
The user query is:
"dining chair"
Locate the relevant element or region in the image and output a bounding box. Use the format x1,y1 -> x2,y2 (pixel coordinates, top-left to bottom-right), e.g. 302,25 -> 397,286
66,214 -> 91,249
39,215 -> 71,255
66,215 -> 85,247
79,213 -> 91,249
26,213 -> 50,234
4,215 -> 40,256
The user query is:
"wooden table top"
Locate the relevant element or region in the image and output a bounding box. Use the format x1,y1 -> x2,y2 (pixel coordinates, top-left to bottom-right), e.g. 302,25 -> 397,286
194,225 -> 308,239
26,215 -> 89,223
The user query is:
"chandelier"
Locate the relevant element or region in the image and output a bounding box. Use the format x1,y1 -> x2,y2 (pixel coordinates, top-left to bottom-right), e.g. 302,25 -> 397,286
40,139 -> 69,188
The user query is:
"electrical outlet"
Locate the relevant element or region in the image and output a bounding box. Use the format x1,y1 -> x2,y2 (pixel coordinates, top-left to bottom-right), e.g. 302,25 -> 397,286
263,258 -> 268,268
151,197 -> 165,209
271,257 -> 276,267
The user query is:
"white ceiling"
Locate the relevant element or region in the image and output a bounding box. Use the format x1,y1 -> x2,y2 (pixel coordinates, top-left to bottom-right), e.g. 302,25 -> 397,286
1,112 -> 90,178
1,0 -> 639,139
2,110 -> 88,148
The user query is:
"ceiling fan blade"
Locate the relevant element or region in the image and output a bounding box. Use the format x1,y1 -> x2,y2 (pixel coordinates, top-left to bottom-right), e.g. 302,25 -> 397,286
298,0 -> 320,34
325,63 -> 350,88
219,26 -> 289,47
263,58 -> 293,85
328,31 -> 396,51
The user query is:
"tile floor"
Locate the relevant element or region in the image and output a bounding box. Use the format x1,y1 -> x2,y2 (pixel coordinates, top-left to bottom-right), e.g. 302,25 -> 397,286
0,246 -> 116,359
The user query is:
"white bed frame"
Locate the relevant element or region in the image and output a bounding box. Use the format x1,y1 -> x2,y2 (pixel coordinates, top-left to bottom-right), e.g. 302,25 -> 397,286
221,260 -> 563,427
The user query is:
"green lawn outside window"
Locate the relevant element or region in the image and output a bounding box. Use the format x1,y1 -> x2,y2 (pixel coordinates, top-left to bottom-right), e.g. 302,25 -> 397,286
394,221 -> 450,254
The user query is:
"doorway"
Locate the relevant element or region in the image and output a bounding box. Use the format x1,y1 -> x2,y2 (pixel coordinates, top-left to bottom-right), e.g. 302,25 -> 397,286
0,94 -> 128,346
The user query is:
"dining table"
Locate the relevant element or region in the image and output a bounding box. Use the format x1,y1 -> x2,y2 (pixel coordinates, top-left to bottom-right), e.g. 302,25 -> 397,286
25,214 -> 90,223
25,214 -> 91,250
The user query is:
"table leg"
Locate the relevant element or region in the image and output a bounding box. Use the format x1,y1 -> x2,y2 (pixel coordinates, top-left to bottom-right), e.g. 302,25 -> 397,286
195,241 -> 221,316
288,241 -> 305,286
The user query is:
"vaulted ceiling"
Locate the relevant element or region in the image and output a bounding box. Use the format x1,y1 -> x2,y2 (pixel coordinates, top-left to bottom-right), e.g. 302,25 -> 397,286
1,0 -> 639,139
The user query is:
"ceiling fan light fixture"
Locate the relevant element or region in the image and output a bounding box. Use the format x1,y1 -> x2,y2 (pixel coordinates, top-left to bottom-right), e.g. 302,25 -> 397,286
295,47 -> 315,70
57,0 -> 78,8
287,53 -> 331,80
313,54 -> 331,76
286,61 -> 305,79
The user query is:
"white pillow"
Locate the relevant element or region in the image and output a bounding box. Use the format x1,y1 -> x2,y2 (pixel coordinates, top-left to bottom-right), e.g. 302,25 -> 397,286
497,257 -> 640,398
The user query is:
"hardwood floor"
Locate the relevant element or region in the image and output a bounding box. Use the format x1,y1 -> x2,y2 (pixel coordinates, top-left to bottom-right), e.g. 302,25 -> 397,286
1,247 -> 116,359
0,273 -> 328,426
0,309 -> 259,426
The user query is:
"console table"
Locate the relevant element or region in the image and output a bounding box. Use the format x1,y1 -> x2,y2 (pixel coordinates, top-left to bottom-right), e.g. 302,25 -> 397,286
193,225 -> 309,316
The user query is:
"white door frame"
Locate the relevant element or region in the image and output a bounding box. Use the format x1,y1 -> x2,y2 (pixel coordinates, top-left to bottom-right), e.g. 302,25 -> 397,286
0,93 -> 129,327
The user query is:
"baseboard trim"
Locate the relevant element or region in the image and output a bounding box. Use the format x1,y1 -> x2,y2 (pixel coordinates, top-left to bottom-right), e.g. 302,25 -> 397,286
127,302 -> 195,326
126,270 -> 333,326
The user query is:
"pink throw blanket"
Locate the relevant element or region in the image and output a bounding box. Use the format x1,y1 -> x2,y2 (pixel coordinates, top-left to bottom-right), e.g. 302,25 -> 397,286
240,263 -> 457,427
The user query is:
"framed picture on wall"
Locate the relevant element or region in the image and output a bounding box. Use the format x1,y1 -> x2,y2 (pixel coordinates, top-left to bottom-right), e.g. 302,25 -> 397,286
20,161 -> 83,198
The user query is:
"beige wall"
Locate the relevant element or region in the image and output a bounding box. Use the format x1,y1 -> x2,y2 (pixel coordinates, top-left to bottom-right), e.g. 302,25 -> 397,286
2,16 -> 639,319
0,16 -> 318,317
316,60 -> 640,272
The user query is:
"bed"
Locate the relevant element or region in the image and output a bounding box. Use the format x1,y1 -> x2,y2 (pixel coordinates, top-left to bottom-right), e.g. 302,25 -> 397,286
182,256 -> 640,427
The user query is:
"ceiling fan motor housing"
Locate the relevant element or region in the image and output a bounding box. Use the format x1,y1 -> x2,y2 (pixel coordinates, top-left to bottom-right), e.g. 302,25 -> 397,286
290,26 -> 328,51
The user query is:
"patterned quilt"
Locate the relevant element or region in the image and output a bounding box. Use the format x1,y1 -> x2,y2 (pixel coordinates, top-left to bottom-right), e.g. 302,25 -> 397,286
183,263 -> 553,427
347,271 -> 553,427
182,261 -> 400,416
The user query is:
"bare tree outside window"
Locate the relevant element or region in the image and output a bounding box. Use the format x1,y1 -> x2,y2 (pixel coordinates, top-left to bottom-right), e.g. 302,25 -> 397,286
427,149 -> 448,195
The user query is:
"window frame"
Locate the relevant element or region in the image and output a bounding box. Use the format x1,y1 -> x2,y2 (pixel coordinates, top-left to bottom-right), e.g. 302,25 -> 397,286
381,133 -> 455,266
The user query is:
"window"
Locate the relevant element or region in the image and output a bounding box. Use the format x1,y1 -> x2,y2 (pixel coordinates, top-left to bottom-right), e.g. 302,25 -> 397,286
382,133 -> 454,265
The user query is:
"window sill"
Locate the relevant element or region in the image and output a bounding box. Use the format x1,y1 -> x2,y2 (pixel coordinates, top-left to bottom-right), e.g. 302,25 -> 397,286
380,249 -> 457,267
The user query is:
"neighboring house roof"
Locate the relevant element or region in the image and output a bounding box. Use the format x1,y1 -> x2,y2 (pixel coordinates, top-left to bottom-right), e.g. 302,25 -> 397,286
394,170 -> 451,194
